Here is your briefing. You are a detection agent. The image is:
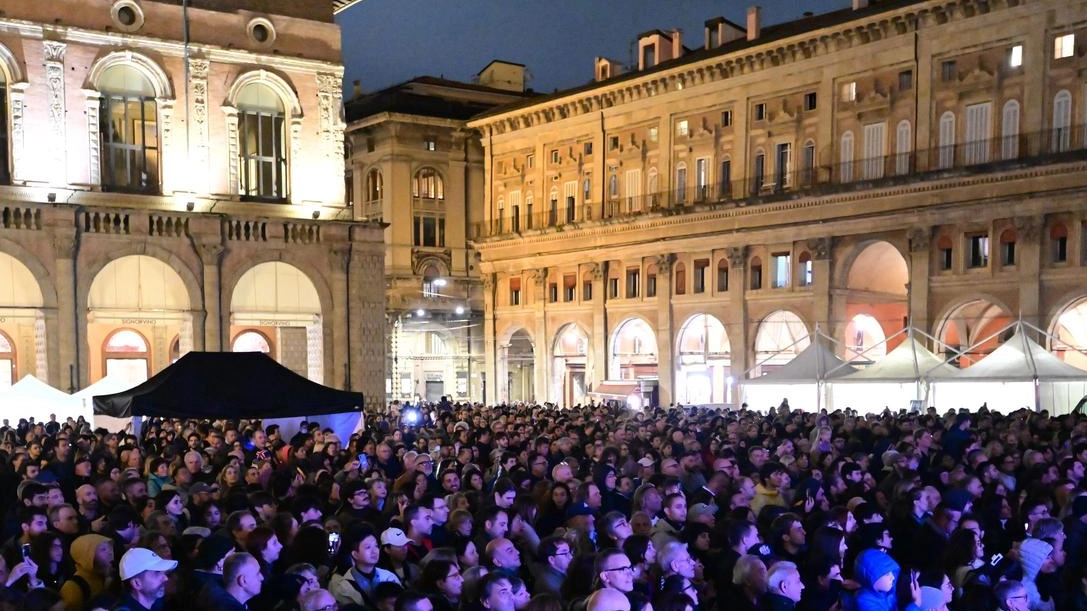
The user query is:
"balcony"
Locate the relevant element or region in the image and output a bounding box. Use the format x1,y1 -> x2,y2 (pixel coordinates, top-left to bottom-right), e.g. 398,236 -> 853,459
471,126 -> 1087,239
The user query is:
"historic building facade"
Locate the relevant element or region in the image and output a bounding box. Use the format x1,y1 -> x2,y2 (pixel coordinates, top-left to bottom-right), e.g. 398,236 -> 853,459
0,0 -> 384,407
468,0 -> 1087,407
344,66 -> 530,404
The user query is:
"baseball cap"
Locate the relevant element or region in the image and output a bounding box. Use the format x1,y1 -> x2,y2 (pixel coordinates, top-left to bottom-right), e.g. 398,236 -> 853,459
637,457 -> 656,468
566,502 -> 594,519
119,547 -> 179,580
380,527 -> 414,547
686,502 -> 716,521
195,535 -> 236,570
190,482 -> 214,495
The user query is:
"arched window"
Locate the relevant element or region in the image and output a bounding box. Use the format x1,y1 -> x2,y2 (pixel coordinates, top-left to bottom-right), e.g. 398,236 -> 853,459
1002,100 -> 1020,159
0,64 -> 10,186
365,168 -> 382,202
99,64 -> 159,193
1053,90 -> 1072,152
801,140 -> 816,185
412,168 -> 444,199
103,328 -> 151,385
895,121 -> 912,175
422,264 -> 443,298
232,330 -> 272,353
237,83 -> 287,200
0,330 -> 15,387
839,132 -> 854,182
798,251 -> 813,287
938,111 -> 956,168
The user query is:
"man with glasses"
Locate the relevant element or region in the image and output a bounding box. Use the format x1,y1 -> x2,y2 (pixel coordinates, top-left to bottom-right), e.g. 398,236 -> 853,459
299,588 -> 339,611
532,535 -> 571,596
994,579 -> 1029,611
595,548 -> 635,593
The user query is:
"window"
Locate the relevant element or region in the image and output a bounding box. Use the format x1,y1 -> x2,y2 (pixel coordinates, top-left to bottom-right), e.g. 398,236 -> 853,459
941,60 -> 957,82
509,190 -> 521,233
1009,45 -> 1024,68
1001,100 -> 1020,160
754,103 -> 766,121
771,253 -> 791,288
424,137 -> 436,151
0,331 -> 14,387
938,112 -> 956,169
624,169 -> 642,212
840,131 -> 854,182
549,188 -> 559,226
509,278 -> 521,305
413,215 -> 446,247
801,141 -> 816,185
564,181 -> 577,223
774,143 -> 791,191
695,158 -> 709,201
608,171 -> 618,200
525,192 -> 534,229
1055,34 -> 1075,59
968,233 -> 989,268
237,82 -> 286,200
643,45 -> 656,68
804,92 -> 817,111
413,168 -> 445,199
649,127 -> 659,142
646,273 -> 657,298
721,110 -> 733,127
898,70 -> 913,91
1053,90 -> 1072,152
366,137 -> 375,152
841,81 -> 857,102
549,283 -> 558,303
609,135 -> 619,150
1052,224 -> 1069,263
1000,229 -> 1017,266
716,260 -> 729,292
583,279 -> 593,301
693,260 -> 708,293
583,174 -> 592,202
422,266 -> 440,298
718,159 -> 732,198
675,163 -> 687,203
563,275 -> 576,302
677,120 -> 689,136
753,152 -> 765,195
937,236 -> 953,271
674,263 -> 686,295
104,328 -> 150,384
365,169 -> 382,202
750,257 -> 763,290
895,121 -> 912,175
99,65 -> 160,193
626,268 -> 640,298
862,123 -> 885,179
798,252 -> 813,287
584,142 -> 593,155
608,277 -> 619,298
964,102 -> 992,165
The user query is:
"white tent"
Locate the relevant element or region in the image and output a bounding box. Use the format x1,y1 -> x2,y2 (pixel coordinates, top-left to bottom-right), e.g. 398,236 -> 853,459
75,374 -> 137,432
833,333 -> 960,413
741,338 -> 857,411
933,326 -> 1087,414
0,375 -> 86,421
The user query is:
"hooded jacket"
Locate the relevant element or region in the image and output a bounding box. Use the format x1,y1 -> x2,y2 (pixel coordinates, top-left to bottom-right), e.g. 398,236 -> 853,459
852,549 -> 920,611
60,533 -> 112,611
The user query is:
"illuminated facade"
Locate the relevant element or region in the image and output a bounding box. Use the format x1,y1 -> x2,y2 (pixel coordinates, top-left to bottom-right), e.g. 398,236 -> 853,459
0,0 -> 385,407
344,66 -> 530,404
468,0 -> 1087,407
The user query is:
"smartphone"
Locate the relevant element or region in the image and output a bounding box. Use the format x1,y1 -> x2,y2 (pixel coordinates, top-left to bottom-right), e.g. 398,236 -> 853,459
256,449 -> 270,461
327,532 -> 341,555
357,453 -> 369,470
990,553 -> 1004,567
20,543 -> 30,561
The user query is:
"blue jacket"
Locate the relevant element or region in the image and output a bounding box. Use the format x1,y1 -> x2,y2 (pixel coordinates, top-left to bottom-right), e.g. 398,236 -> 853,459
852,549 -> 920,611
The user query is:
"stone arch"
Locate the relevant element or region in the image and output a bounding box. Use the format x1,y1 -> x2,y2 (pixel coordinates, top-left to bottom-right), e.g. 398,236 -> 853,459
675,313 -> 732,404
0,237 -> 57,308
497,325 -> 535,403
753,309 -> 811,376
226,69 -> 302,118
220,251 -> 334,325
837,239 -> 910,355
80,244 -> 201,312
1046,292 -> 1087,370
609,316 -> 658,380
551,322 -> 590,406
933,295 -> 1015,367
88,50 -> 173,98
0,242 -> 54,384
0,41 -> 24,84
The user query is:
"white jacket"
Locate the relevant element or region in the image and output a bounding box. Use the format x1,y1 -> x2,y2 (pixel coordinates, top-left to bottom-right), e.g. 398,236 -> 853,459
329,566 -> 402,607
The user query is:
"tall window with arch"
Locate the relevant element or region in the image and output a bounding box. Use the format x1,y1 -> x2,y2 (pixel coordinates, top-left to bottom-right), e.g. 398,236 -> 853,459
237,83 -> 287,200
103,328 -> 151,386
0,64 -> 9,185
232,330 -> 272,354
412,167 -> 444,199
938,112 -> 956,169
99,65 -> 159,193
839,132 -> 854,182
1001,100 -> 1020,160
1053,90 -> 1072,153
413,168 -> 446,247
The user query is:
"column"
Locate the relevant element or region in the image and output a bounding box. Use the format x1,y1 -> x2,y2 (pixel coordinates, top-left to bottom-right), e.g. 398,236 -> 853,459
482,273 -> 496,405
1015,216 -> 1044,333
350,238 -> 385,407
156,98 -> 176,193
907,227 -> 932,337
589,263 -> 607,386
808,238 -> 837,338
655,254 -> 675,406
532,268 -> 548,403
53,231 -> 78,389
9,82 -> 27,182
196,242 -> 224,351
726,247 -> 750,380
329,246 -> 350,388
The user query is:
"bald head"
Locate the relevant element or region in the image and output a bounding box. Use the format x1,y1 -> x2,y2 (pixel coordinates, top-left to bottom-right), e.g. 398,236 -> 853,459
587,588 -> 631,611
485,537 -> 521,569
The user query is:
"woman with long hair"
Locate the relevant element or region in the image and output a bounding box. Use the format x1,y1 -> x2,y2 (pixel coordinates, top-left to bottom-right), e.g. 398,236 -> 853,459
29,531 -> 68,591
536,482 -> 571,536
623,534 -> 657,597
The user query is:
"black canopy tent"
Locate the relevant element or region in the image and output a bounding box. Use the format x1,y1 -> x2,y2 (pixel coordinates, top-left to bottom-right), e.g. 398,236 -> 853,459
93,352 -> 363,419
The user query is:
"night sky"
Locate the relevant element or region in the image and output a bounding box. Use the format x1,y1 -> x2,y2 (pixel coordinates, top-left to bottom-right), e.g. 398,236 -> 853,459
337,0 -> 852,98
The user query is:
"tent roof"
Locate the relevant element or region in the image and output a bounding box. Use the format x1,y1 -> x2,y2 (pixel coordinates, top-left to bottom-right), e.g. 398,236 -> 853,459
93,352 -> 363,418
953,329 -> 1087,381
74,374 -> 133,400
0,375 -> 84,418
744,339 -> 857,385
838,334 -> 960,382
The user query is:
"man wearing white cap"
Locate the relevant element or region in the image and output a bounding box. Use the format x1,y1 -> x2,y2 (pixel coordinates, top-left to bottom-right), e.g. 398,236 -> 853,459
117,547 -> 178,611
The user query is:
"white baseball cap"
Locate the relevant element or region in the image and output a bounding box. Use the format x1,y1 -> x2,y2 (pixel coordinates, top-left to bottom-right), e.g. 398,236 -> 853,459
119,547 -> 179,580
380,527 -> 414,547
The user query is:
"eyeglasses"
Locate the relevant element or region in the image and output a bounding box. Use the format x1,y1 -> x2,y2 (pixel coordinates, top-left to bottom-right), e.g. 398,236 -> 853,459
552,550 -> 573,557
602,565 -> 634,573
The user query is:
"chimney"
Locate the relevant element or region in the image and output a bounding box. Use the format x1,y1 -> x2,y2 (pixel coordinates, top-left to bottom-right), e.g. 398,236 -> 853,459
671,29 -> 683,60
351,80 -> 362,99
852,0 -> 869,9
747,6 -> 761,41
595,57 -> 623,82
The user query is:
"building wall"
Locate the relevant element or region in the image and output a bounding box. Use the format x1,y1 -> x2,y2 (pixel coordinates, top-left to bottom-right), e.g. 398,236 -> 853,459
469,0 -> 1087,407
0,0 -> 385,409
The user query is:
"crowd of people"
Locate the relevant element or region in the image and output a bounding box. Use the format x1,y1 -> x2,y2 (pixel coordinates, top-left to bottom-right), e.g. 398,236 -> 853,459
0,400 -> 1082,611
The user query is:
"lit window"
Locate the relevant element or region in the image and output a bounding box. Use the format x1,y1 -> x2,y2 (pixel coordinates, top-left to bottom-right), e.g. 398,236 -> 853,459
754,104 -> 766,121
424,138 -> 437,151
1009,45 -> 1023,68
841,81 -> 857,102
1055,34 -> 1075,59
677,120 -> 689,136
236,82 -> 286,200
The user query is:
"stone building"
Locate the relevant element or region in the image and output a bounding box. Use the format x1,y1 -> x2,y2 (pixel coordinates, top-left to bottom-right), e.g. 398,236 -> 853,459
0,0 -> 384,408
467,0 -> 1087,407
344,64 -> 531,404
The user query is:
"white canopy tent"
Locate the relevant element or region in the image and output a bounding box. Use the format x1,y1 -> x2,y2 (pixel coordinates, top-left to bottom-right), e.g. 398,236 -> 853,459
0,375 -> 87,422
741,335 -> 857,411
932,323 -> 1087,414
832,332 -> 960,413
75,374 -> 137,433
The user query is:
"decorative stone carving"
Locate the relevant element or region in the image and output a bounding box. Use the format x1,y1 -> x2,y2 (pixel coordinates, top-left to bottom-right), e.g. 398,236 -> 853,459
52,234 -> 76,259
196,242 -> 224,265
223,107 -> 240,194
9,84 -> 25,181
807,237 -> 833,260
316,73 -> 345,159
655,253 -> 675,275
84,92 -> 101,185
587,262 -> 603,282
44,41 -> 66,183
188,58 -> 210,193
157,98 -> 175,189
726,246 -> 746,268
530,268 -> 547,291
908,227 -> 931,252
1015,215 -> 1043,243
482,274 -> 495,293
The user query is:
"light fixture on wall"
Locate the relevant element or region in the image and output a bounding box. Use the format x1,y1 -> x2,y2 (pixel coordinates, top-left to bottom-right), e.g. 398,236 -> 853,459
185,201 -> 195,211
311,210 -> 320,219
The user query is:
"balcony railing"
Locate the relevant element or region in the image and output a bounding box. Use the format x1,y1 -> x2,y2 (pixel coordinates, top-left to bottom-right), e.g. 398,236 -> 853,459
470,126 -> 1087,239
